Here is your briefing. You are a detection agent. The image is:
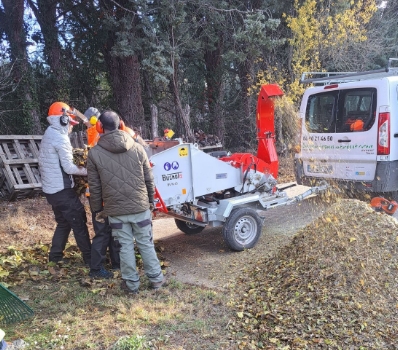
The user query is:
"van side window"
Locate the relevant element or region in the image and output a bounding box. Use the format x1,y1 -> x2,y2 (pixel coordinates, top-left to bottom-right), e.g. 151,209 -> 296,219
336,88 -> 377,133
305,92 -> 337,133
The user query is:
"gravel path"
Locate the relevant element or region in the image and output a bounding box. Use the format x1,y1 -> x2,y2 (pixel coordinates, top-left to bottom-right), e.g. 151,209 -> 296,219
153,185 -> 331,290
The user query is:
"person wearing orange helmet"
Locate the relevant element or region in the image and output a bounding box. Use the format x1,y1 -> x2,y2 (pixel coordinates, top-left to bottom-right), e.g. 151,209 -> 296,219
38,102 -> 92,266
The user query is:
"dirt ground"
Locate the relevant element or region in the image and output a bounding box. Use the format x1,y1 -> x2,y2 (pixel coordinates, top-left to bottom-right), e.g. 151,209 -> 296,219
0,155 -> 332,290
153,189 -> 330,290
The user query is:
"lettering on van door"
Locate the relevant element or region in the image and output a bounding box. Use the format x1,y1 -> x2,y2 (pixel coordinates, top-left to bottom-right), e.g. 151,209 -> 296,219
303,135 -> 333,142
302,142 -> 374,153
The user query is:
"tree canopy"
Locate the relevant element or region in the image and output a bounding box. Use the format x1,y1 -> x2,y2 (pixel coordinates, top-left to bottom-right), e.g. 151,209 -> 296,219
0,0 -> 390,150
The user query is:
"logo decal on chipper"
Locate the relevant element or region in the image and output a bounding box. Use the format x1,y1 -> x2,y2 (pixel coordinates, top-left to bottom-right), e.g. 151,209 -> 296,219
164,161 -> 179,171
162,172 -> 182,181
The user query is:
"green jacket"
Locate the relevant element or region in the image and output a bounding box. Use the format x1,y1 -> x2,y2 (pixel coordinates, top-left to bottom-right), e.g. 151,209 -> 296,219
87,129 -> 154,216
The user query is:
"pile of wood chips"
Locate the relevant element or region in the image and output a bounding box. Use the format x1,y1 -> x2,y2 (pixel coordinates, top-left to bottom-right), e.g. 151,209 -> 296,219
229,199 -> 398,349
72,148 -> 89,196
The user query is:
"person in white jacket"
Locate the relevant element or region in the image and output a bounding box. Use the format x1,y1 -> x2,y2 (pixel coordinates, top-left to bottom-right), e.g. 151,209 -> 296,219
38,102 -> 91,265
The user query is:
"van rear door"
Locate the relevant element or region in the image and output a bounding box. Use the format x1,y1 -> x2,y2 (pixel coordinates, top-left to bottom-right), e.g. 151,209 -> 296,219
300,86 -> 378,181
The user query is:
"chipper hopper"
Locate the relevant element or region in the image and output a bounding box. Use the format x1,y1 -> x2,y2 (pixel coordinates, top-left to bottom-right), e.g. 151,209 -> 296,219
150,84 -> 327,251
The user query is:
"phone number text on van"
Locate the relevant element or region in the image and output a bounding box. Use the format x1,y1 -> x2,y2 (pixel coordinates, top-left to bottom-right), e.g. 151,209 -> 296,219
303,136 -> 333,142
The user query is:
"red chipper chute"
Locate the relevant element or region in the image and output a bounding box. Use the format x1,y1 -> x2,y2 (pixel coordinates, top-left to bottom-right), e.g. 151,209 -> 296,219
220,84 -> 284,179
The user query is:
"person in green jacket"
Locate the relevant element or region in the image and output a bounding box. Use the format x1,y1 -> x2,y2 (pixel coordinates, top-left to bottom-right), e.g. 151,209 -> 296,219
87,110 -> 165,294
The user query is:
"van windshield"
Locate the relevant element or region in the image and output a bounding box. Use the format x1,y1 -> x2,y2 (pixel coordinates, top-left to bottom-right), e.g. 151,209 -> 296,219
305,88 -> 377,133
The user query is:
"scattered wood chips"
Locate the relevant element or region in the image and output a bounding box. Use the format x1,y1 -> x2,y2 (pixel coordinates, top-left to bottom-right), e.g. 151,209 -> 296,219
229,199 -> 398,349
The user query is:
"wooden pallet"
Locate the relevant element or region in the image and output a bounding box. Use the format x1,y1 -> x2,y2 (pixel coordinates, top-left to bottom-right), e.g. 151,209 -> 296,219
0,136 -> 43,201
70,131 -> 87,149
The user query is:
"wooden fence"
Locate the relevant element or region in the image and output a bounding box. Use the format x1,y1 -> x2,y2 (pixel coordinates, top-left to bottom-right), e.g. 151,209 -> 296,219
0,132 -> 86,201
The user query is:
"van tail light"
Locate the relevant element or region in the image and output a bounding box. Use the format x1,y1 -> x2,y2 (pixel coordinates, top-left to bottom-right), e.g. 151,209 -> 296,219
294,118 -> 302,153
377,112 -> 390,155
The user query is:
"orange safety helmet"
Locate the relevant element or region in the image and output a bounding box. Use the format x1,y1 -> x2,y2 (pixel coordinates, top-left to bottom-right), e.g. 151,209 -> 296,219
48,102 -> 71,116
48,102 -> 78,125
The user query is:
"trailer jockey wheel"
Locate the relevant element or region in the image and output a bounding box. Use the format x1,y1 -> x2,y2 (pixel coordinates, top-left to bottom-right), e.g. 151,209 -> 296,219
222,207 -> 263,251
175,219 -> 205,235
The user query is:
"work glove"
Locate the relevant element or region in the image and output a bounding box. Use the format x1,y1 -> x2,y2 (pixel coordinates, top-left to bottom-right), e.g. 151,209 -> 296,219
149,202 -> 155,211
95,211 -> 107,223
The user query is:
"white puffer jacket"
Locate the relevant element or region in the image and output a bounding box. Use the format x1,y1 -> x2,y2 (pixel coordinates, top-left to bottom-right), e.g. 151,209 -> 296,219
38,116 -> 87,194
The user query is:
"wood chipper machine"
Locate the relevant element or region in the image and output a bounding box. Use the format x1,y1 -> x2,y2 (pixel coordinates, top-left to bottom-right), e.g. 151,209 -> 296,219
150,84 -> 327,251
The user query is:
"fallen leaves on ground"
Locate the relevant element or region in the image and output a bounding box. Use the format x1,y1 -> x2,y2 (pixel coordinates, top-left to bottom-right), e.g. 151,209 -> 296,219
0,241 -> 168,292
229,199 -> 398,349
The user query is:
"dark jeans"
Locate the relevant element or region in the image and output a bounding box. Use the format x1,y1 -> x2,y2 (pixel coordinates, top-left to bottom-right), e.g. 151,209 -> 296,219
91,211 -> 120,271
45,188 -> 91,264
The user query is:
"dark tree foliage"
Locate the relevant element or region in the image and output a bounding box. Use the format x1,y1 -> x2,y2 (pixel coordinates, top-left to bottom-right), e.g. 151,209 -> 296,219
0,0 -> 42,134
0,0 -> 390,154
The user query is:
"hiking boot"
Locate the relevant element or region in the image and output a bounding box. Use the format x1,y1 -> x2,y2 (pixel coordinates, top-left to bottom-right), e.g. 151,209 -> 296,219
151,276 -> 167,290
120,280 -> 139,295
89,266 -> 113,279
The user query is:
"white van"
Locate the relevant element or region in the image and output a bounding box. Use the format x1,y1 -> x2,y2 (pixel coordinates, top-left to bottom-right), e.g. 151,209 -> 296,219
294,58 -> 398,198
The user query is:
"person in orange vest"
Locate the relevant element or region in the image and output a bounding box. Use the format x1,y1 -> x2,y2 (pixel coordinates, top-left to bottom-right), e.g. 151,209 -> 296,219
82,107 -> 120,277
84,107 -> 101,147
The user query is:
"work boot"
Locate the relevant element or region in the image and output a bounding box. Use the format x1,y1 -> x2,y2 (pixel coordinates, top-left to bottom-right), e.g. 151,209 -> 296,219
89,266 -> 113,279
120,280 -> 139,295
151,276 -> 167,290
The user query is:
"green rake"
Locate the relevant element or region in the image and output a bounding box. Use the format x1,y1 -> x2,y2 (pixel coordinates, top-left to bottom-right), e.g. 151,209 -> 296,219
0,284 -> 34,325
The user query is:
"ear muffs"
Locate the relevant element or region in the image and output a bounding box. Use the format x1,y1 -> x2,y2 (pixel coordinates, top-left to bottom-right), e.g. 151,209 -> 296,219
60,114 -> 69,126
96,117 -> 125,134
119,120 -> 126,131
96,120 -> 104,134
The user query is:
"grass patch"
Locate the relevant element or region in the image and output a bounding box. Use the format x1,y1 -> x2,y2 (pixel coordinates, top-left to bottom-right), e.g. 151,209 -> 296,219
2,274 -> 234,349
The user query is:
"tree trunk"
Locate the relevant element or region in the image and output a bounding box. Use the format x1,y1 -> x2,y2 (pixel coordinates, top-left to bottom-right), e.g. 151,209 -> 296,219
204,35 -> 225,143
100,0 -> 146,136
170,58 -> 194,141
150,104 -> 158,138
104,53 -> 146,134
237,60 -> 256,151
26,0 -> 65,99
2,0 -> 42,134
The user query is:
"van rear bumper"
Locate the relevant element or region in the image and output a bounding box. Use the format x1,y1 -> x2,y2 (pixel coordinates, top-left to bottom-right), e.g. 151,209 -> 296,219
294,158 -> 398,194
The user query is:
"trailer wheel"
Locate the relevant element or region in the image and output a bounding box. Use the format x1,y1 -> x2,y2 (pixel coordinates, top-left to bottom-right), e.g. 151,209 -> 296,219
223,208 -> 262,251
175,219 -> 205,235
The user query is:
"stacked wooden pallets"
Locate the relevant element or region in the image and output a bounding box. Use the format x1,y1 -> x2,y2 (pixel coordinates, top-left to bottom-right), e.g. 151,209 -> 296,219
0,132 -> 88,201
0,135 -> 43,201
